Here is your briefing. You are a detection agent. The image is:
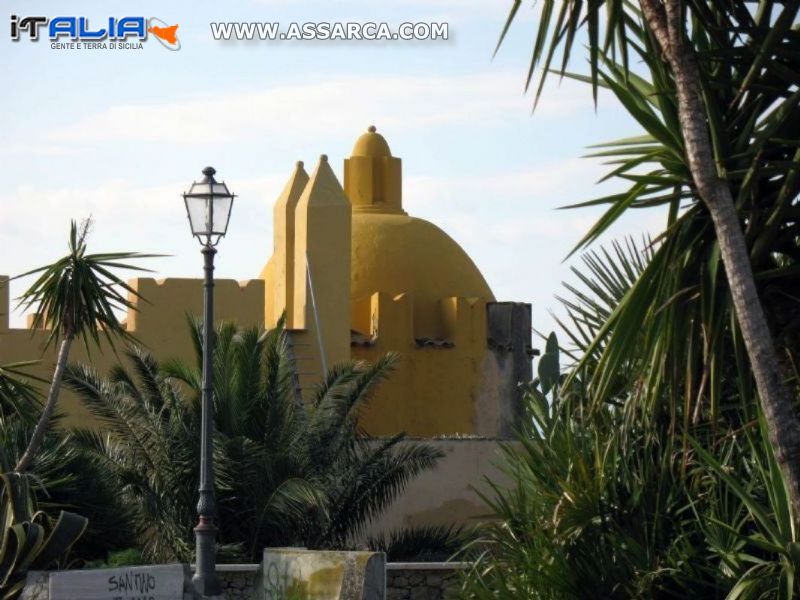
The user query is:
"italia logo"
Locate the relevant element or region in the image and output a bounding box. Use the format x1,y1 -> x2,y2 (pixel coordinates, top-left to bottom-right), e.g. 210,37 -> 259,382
10,15 -> 180,50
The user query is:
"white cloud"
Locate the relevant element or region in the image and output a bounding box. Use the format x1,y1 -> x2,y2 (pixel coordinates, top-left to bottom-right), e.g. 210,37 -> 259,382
0,143 -> 85,158
1,174 -> 288,327
46,72 -> 595,145
400,158 -> 667,334
404,158 -> 665,252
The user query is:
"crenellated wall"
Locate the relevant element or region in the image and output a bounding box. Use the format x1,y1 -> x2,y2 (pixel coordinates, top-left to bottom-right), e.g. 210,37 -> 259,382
349,293 -> 530,438
0,276 -> 264,427
260,128 -> 532,438
350,293 -> 484,436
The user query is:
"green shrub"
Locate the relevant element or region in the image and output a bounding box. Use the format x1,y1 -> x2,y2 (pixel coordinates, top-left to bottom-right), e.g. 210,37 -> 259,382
367,524 -> 468,562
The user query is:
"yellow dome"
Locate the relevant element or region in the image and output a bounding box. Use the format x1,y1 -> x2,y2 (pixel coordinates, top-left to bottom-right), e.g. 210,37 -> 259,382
351,125 -> 392,158
351,212 -> 494,336
262,126 -> 494,338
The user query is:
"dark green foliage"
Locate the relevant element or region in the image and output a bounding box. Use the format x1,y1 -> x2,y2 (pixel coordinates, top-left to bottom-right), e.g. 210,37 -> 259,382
459,367 -> 729,598
105,548 -> 144,567
65,319 -> 444,563
0,416 -> 135,565
0,363 -> 41,424
65,346 -> 210,563
459,239 -> 800,597
84,548 -> 144,569
367,525 -> 467,563
692,414 -> 800,598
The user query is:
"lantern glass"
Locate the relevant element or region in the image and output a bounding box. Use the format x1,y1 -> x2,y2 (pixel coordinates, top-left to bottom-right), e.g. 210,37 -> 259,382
183,169 -> 234,244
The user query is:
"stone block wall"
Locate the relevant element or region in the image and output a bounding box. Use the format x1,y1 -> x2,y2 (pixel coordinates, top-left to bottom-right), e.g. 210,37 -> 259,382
216,562 -> 467,599
218,565 -> 258,599
386,564 -> 466,600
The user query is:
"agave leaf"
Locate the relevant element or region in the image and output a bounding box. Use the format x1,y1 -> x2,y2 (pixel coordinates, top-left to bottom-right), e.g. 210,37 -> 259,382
29,511 -> 87,570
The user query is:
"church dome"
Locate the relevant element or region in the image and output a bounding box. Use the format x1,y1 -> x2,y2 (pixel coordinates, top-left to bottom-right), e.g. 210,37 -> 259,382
351,212 -> 494,336
345,125 -> 493,335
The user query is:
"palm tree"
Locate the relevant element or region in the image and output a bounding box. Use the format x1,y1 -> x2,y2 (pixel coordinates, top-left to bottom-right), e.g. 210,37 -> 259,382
13,219 -> 153,473
64,320 -> 443,562
498,0 -> 800,513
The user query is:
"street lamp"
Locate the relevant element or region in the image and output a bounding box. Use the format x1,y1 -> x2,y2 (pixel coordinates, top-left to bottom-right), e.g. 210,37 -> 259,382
183,166 -> 235,598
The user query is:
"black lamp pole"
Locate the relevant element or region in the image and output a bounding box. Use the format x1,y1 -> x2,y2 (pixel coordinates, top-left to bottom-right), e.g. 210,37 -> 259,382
193,243 -> 221,598
182,166 -> 234,599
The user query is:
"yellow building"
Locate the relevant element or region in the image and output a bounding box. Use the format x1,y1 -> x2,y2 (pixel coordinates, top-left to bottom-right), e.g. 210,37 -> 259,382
0,126 -> 531,440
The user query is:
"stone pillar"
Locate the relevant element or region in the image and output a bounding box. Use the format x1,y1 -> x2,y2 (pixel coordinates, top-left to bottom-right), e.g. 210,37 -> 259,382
476,302 -> 533,438
259,548 -> 385,600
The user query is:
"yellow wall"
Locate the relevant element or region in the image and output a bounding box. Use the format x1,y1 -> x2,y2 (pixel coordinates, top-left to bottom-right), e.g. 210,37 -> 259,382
0,277 -> 265,427
363,439 -> 518,538
350,293 -> 489,437
339,128 -> 499,436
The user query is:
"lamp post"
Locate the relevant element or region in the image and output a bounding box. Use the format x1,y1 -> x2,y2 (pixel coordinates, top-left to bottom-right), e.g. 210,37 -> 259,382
182,166 -> 235,598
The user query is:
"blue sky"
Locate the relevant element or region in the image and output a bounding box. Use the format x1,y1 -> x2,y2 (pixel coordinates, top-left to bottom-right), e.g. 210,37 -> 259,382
1,0 -> 663,340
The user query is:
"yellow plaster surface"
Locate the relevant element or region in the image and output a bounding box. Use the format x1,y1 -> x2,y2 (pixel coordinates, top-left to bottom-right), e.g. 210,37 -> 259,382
292,155 -> 352,368
350,213 -> 494,337
269,161 -> 309,328
0,277 -> 265,427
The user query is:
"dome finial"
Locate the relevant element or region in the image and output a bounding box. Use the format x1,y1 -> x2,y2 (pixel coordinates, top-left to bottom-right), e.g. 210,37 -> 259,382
367,124 -> 377,133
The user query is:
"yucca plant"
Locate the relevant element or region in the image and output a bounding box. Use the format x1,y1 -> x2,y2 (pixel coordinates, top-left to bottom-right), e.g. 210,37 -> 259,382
12,219 -> 154,473
498,0 -> 800,514
458,239 -> 760,597
64,319 -> 443,563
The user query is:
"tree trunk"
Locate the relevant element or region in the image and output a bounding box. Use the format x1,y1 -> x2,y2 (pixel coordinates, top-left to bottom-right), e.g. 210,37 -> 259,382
640,0 -> 800,516
15,335 -> 73,473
